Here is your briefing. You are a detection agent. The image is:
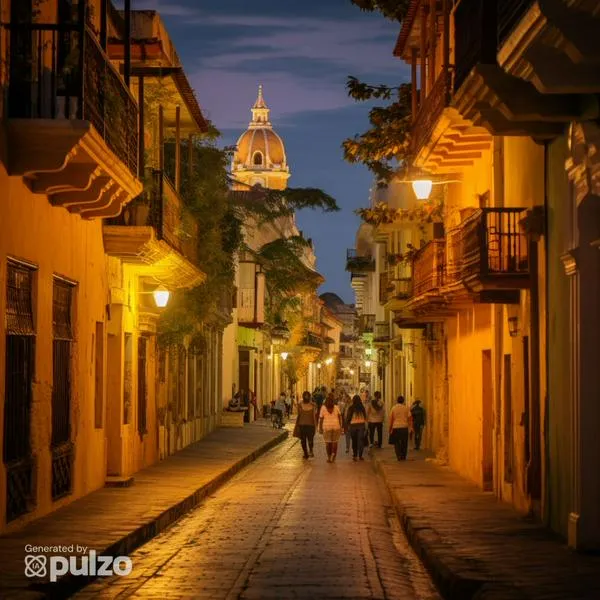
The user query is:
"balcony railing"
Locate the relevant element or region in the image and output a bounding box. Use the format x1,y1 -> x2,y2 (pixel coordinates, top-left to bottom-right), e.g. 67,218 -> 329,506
358,314 -> 375,334
412,240 -> 446,297
7,22 -> 138,174
412,68 -> 452,156
346,249 -> 375,273
374,322 -> 390,342
379,272 -> 394,304
458,208 -> 529,280
302,332 -> 323,349
107,169 -> 198,266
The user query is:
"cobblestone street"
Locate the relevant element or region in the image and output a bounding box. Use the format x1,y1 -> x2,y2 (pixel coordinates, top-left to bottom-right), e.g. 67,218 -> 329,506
75,436 -> 440,600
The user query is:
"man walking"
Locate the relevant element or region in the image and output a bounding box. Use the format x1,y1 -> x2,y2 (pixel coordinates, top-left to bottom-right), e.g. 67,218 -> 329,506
410,399 -> 426,451
389,395 -> 410,461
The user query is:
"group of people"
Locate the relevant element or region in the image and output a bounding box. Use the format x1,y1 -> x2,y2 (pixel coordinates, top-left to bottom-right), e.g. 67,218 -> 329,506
293,388 -> 426,463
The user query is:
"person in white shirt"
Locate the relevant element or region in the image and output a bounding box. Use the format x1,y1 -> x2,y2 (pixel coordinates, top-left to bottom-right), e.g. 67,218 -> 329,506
389,395 -> 410,461
318,393 -> 343,462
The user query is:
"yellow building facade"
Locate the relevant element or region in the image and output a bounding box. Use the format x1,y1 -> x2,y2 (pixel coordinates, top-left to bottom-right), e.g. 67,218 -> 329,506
377,0 -> 600,548
0,2 -> 216,532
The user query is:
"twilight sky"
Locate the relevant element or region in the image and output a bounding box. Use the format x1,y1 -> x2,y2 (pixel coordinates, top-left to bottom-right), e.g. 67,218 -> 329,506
124,0 -> 408,302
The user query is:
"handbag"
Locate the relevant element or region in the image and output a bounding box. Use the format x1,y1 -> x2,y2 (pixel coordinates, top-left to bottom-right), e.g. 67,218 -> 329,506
293,421 -> 301,438
388,429 -> 397,445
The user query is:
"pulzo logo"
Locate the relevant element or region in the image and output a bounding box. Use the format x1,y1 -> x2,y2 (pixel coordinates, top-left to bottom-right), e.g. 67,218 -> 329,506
25,551 -> 132,583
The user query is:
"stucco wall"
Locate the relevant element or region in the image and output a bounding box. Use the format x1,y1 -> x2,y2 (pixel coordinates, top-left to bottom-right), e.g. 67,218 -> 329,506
0,168 -> 109,532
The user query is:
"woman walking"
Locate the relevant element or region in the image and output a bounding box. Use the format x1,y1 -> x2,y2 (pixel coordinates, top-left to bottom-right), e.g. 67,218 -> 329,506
296,391 -> 317,459
345,394 -> 368,461
389,395 -> 410,461
367,391 -> 385,448
318,393 -> 343,462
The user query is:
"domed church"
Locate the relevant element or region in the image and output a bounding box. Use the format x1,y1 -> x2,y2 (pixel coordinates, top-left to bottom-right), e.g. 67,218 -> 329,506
231,85 -> 290,191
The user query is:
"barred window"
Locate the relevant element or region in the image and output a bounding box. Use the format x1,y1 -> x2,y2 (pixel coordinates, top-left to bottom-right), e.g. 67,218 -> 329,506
52,278 -> 74,340
6,260 -> 35,335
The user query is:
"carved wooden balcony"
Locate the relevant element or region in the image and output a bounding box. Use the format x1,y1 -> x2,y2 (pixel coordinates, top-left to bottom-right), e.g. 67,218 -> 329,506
6,22 -> 142,217
358,314 -> 375,334
452,208 -> 529,301
104,170 -> 205,289
380,271 -> 412,311
453,0 -> 599,138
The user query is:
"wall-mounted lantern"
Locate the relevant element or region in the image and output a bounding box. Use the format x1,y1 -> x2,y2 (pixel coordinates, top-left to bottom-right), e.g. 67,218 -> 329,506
280,351 -> 289,361
325,357 -> 333,365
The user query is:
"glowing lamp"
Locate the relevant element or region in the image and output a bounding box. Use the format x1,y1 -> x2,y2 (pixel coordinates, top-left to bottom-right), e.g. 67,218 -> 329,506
317,362 -> 322,369
365,360 -> 372,368
325,357 -> 333,365
365,348 -> 373,356
280,351 -> 289,361
350,369 -> 355,375
153,286 -> 170,308
411,179 -> 433,200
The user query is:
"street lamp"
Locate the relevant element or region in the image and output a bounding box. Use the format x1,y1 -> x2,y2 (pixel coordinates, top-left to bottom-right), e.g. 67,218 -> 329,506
153,285 -> 170,308
411,179 -> 433,200
325,357 -> 333,365
365,360 -> 372,368
280,351 -> 289,361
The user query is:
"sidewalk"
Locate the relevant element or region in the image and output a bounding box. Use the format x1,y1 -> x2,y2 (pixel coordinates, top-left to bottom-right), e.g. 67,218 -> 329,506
0,421 -> 287,599
372,447 -> 600,600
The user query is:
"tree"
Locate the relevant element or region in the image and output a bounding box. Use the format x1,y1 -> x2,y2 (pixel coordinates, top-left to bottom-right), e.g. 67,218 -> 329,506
350,0 -> 412,21
343,0 -> 415,182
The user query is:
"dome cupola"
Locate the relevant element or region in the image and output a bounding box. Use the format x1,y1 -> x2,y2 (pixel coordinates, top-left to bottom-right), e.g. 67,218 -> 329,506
231,85 -> 290,191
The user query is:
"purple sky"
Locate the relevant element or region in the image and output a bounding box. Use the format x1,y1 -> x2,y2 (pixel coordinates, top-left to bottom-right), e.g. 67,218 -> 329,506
123,0 -> 408,302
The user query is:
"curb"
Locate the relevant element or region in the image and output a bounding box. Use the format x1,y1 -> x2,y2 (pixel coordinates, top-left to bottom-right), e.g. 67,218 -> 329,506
373,455 -> 527,600
29,429 -> 289,600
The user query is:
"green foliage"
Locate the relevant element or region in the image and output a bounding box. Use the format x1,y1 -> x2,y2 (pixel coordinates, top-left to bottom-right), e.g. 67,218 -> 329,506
350,0 -> 412,21
356,200 -> 443,233
342,77 -> 413,182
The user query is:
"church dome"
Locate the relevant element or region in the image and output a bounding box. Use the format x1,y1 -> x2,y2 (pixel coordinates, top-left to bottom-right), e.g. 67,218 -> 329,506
232,85 -> 288,172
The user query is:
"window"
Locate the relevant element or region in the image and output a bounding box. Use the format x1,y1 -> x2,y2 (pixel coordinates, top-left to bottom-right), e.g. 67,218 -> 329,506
253,151 -> 263,166
51,277 -> 75,500
123,333 -> 133,424
4,260 -> 37,521
94,322 -> 104,429
137,336 -> 148,435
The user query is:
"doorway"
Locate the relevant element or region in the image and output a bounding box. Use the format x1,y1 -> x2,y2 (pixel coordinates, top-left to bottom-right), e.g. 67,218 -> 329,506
504,354 -> 513,484
482,349 -> 494,491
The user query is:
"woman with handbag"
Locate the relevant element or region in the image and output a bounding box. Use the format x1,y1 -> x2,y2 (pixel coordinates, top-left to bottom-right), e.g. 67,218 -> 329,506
318,393 -> 343,462
389,395 -> 410,461
295,391 -> 317,459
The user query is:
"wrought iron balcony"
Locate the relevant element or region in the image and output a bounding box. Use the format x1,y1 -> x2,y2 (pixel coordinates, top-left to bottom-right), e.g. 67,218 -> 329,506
380,272 -> 413,306
374,322 -> 391,343
302,332 -> 323,349
412,240 -> 446,297
453,208 -> 530,293
6,22 -> 141,216
358,314 -> 375,334
346,249 -> 375,273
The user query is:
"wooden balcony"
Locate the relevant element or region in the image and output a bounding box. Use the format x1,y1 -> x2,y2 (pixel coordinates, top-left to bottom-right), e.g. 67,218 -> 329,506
103,169 -> 205,289
346,249 -> 375,273
5,22 -> 142,217
358,314 -> 375,334
451,208 -> 529,299
380,271 -> 412,311
498,0 -> 600,95
373,321 -> 391,344
453,0 -> 597,138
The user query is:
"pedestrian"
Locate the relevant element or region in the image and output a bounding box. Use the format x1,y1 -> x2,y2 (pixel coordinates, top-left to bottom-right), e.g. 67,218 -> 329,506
296,391 -> 317,459
410,399 -> 426,451
273,392 -> 287,428
339,393 -> 352,454
318,393 -> 343,462
389,395 -> 410,461
345,394 -> 367,461
367,391 -> 385,448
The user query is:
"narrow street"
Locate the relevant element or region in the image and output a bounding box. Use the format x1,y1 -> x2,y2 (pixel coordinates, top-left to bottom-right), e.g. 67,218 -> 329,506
75,433 -> 440,600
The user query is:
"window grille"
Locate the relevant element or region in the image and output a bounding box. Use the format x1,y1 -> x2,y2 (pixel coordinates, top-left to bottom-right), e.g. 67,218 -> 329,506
6,260 -> 35,335
51,277 -> 75,501
137,336 -> 147,435
4,261 -> 37,521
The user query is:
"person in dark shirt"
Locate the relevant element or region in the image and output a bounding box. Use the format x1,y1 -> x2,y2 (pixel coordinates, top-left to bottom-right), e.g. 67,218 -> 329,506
410,399 -> 426,451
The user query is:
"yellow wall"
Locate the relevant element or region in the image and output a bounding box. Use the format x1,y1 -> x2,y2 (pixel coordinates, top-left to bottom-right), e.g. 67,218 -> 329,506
0,167 -> 109,532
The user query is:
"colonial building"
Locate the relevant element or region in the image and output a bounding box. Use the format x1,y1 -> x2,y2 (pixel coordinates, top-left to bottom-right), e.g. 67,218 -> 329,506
0,1 -> 213,532
358,0 -> 600,549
